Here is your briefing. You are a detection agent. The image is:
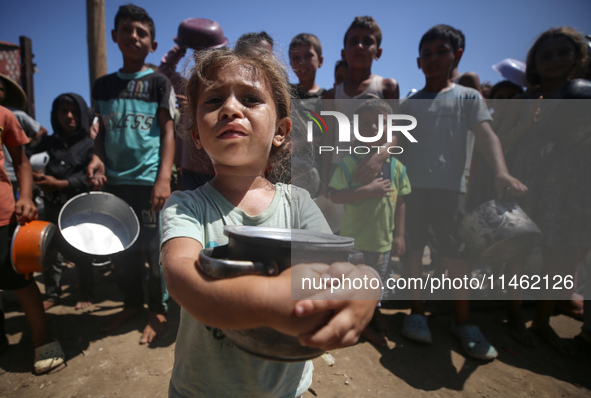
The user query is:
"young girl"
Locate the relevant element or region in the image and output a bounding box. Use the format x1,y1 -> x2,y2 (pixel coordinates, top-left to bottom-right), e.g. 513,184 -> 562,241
160,47 -> 379,397
502,27 -> 589,351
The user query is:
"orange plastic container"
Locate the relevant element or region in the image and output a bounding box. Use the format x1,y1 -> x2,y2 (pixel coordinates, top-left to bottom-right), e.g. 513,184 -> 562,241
11,220 -> 59,277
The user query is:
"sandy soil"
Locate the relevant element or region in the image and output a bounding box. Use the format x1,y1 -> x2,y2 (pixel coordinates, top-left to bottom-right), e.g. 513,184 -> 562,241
0,264 -> 590,398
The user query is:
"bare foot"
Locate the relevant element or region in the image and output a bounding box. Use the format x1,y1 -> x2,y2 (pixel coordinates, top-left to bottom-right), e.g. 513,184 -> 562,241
101,307 -> 142,334
75,300 -> 93,310
43,299 -> 59,311
140,312 -> 167,345
361,325 -> 388,348
75,295 -> 93,310
529,324 -> 573,355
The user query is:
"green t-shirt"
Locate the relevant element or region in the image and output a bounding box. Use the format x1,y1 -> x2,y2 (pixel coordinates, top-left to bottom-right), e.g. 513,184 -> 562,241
329,154 -> 411,252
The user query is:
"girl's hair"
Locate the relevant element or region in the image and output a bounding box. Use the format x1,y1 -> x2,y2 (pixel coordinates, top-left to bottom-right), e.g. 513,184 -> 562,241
525,27 -> 588,87
185,46 -> 293,183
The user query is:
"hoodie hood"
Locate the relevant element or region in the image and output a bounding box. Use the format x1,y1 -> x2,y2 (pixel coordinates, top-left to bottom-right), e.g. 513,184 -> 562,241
50,93 -> 91,141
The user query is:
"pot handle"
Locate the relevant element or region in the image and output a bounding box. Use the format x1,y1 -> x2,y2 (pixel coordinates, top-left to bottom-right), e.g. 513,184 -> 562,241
198,245 -> 277,279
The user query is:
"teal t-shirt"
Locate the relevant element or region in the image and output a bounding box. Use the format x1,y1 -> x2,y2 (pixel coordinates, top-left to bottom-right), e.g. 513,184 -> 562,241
93,69 -> 175,185
161,183 -> 331,398
329,154 -> 411,252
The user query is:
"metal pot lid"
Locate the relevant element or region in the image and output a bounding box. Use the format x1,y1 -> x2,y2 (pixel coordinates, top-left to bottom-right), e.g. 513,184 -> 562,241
223,226 -> 354,250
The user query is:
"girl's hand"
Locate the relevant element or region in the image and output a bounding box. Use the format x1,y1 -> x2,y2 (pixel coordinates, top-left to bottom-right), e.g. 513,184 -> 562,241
267,265 -> 335,337
293,262 -> 380,350
15,197 -> 38,225
362,177 -> 394,198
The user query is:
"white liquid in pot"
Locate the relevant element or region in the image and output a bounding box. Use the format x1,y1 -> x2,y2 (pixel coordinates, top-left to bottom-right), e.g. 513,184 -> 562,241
61,223 -> 125,255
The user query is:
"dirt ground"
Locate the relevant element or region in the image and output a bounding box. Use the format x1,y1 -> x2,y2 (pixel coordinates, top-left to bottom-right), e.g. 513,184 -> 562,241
0,262 -> 590,398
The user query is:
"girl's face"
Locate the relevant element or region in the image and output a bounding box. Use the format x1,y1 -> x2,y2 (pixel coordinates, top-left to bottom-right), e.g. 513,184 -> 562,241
57,103 -> 79,133
535,36 -> 577,81
193,64 -> 289,170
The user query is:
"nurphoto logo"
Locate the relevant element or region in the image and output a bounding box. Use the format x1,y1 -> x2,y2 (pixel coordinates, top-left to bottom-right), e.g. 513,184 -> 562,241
304,109 -> 418,155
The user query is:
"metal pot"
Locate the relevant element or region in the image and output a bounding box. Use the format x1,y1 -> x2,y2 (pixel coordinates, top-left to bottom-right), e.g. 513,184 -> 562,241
57,192 -> 140,264
11,220 -> 59,277
459,199 -> 542,263
198,225 -> 358,362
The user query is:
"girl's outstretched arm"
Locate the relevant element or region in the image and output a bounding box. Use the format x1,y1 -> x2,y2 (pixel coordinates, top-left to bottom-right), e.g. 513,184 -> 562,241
161,237 -> 331,336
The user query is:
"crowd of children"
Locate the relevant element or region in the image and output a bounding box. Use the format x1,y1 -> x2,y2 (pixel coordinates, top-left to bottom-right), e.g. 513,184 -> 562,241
1,3 -> 589,395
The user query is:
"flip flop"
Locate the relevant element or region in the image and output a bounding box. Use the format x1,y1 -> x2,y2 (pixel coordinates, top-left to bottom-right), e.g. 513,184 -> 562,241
401,314 -> 432,344
451,323 -> 498,360
34,340 -> 65,374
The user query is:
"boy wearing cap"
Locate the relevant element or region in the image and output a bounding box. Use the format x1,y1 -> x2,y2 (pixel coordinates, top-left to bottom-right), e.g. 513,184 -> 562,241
87,4 -> 175,345
159,18 -> 228,190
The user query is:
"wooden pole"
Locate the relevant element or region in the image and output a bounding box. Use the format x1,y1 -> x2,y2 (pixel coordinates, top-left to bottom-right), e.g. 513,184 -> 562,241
19,36 -> 35,118
87,0 -> 107,102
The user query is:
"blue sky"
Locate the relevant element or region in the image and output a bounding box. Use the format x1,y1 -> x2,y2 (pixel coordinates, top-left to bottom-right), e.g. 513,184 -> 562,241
2,0 -> 590,131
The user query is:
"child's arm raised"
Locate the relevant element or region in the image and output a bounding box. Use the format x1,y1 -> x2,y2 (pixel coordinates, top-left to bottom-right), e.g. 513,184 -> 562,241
152,108 -> 175,212
161,237 -> 331,337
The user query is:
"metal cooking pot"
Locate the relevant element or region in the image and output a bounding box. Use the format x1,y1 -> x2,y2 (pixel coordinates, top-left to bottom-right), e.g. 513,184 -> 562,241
58,192 -> 140,264
459,199 -> 542,263
198,225 -> 359,362
11,220 -> 59,277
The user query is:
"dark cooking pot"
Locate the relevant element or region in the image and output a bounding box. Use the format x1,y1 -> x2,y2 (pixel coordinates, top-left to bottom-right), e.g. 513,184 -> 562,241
58,192 -> 140,265
459,199 -> 542,263
198,225 -> 359,362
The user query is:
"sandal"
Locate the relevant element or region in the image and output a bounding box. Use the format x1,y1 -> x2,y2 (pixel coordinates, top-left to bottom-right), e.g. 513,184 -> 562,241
451,323 -> 498,360
34,340 -> 65,374
401,314 -> 432,344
